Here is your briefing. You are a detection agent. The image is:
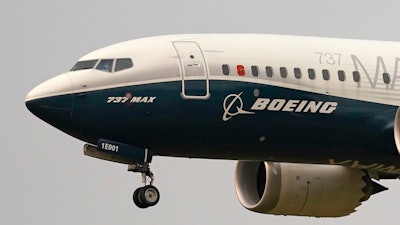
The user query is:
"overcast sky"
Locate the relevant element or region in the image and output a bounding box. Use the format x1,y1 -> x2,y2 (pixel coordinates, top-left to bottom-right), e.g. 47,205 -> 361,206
2,1 -> 400,224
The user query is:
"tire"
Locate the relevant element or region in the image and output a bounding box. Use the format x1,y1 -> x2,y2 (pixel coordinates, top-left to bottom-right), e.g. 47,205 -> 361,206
133,187 -> 148,208
139,185 -> 160,207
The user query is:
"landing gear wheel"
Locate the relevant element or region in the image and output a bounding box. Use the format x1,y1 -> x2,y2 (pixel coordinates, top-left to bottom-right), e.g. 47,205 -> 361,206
139,185 -> 160,206
133,187 -> 148,209
129,161 -> 160,208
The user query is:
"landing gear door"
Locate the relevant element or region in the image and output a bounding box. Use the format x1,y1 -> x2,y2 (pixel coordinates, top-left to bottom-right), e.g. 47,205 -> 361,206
173,41 -> 210,99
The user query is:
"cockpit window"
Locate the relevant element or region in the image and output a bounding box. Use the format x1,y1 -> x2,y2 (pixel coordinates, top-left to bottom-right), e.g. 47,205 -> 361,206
70,60 -> 98,71
115,58 -> 133,72
70,58 -> 133,73
96,59 -> 114,72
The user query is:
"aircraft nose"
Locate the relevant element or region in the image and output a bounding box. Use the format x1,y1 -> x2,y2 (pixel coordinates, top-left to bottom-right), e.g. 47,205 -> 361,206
25,73 -> 73,102
25,73 -> 73,129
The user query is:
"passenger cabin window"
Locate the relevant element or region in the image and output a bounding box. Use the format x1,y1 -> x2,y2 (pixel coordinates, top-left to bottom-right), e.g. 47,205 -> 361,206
308,69 -> 315,80
115,58 -> 133,72
322,69 -> 330,80
338,70 -> 345,81
353,71 -> 360,82
265,66 -> 273,77
96,59 -> 114,72
71,60 -> 98,71
383,72 -> 390,84
251,66 -> 259,77
294,68 -> 301,79
222,64 -> 230,75
280,67 -> 287,78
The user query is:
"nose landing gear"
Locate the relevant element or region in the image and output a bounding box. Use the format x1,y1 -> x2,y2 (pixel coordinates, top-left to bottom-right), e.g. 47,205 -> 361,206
128,162 -> 160,208
88,140 -> 160,208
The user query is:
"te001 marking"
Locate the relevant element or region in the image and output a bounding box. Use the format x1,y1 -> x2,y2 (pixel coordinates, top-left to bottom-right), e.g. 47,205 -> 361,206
101,143 -> 119,152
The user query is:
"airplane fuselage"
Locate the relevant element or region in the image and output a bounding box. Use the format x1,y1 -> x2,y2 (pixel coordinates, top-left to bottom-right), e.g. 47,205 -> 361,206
26,34 -> 400,173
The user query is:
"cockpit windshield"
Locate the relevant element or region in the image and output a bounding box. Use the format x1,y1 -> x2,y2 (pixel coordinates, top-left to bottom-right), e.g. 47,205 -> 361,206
115,58 -> 133,72
70,58 -> 133,72
70,60 -> 98,71
96,59 -> 114,72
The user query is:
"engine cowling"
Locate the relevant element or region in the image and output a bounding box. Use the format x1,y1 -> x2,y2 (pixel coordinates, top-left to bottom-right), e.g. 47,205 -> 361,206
234,161 -> 382,217
394,107 -> 400,155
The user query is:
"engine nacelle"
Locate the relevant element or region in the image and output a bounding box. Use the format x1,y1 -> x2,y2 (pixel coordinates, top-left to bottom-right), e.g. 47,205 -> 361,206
235,161 -> 380,217
394,107 -> 400,155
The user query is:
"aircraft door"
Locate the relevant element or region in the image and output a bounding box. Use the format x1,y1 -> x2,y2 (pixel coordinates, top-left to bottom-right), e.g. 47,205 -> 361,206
173,41 -> 210,99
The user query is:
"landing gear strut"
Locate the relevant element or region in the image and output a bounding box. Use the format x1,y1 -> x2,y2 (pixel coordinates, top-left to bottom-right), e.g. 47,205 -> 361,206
128,162 -> 160,208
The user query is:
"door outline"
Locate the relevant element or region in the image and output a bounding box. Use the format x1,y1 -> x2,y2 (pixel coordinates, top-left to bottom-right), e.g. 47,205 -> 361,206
173,41 -> 210,99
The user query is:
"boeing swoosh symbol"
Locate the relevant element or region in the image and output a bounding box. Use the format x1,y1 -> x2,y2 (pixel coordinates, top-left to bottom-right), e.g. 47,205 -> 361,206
222,92 -> 254,121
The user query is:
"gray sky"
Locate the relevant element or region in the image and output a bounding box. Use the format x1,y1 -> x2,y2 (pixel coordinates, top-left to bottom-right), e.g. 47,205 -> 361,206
2,0 -> 400,224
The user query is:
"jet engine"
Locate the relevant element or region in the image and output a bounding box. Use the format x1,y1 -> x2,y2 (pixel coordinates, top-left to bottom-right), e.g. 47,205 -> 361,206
234,161 -> 387,217
394,108 -> 400,155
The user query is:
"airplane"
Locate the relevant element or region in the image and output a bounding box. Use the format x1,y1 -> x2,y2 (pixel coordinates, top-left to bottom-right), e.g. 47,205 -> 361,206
25,34 -> 400,217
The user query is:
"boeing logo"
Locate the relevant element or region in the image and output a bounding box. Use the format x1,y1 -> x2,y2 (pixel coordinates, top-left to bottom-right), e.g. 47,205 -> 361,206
222,92 -> 338,121
222,92 -> 254,121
